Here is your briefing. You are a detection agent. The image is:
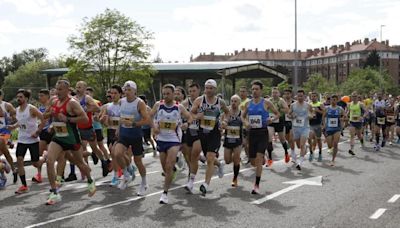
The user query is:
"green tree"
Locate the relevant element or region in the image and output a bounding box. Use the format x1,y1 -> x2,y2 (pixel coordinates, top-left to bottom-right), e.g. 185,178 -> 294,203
364,49 -> 380,69
340,67 -> 398,95
303,73 -> 337,94
67,8 -> 154,96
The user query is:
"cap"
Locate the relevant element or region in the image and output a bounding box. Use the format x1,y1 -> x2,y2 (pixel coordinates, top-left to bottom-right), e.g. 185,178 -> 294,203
204,79 -> 217,88
123,80 -> 137,90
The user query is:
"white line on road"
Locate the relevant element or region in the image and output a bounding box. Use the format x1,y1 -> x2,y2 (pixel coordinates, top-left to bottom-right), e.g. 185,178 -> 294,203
388,194 -> 400,203
369,208 -> 387,219
25,167 -> 254,228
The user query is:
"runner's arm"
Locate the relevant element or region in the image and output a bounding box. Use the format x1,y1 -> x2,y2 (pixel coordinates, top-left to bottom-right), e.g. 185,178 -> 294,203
134,100 -> 151,127
85,95 -> 100,113
66,100 -> 89,124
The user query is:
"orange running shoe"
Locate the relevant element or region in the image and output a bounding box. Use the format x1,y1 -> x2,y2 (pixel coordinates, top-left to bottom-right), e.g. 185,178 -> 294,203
15,185 -> 28,194
284,154 -> 290,163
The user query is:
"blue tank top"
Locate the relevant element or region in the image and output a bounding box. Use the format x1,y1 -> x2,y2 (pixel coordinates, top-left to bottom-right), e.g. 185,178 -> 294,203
0,102 -> 11,135
119,97 -> 143,138
247,99 -> 269,129
291,102 -> 310,128
326,106 -> 341,132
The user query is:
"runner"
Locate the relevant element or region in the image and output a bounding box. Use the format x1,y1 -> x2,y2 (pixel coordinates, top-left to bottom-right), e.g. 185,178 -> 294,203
113,80 -> 150,195
288,89 -> 313,170
44,79 -> 96,205
323,95 -> 345,166
373,92 -> 387,151
139,95 -> 156,156
222,94 -> 242,187
283,89 -> 296,163
174,86 -> 187,170
385,97 -> 396,145
347,92 -> 366,155
395,99 -> 400,144
308,92 -> 325,162
150,84 -> 193,204
267,87 -> 290,166
242,80 -> 279,194
0,90 -> 18,183
239,86 -> 251,163
189,79 -> 229,196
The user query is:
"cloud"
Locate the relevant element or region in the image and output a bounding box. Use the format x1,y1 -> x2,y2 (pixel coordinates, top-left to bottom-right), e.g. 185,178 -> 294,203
0,20 -> 20,33
0,0 -> 74,17
26,19 -> 76,37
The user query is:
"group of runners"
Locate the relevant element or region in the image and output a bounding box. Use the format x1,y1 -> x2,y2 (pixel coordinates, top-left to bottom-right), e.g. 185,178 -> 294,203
0,78 -> 399,205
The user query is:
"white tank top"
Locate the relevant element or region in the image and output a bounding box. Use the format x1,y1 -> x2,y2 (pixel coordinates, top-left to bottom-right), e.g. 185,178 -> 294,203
156,101 -> 182,143
16,104 -> 39,144
106,102 -> 121,130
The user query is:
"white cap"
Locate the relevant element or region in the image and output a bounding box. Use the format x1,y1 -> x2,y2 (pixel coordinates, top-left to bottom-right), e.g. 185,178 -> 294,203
123,80 -> 137,90
205,79 -> 217,88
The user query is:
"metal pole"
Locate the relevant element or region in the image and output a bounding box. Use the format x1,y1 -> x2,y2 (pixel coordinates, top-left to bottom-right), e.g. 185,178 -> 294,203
379,25 -> 385,91
293,0 -> 298,93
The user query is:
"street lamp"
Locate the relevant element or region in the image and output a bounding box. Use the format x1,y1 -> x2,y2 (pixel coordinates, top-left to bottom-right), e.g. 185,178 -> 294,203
379,24 -> 385,91
293,0 -> 298,93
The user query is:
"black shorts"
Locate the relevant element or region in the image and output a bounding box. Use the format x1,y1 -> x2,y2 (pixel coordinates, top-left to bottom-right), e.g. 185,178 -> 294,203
184,131 -> 200,147
39,129 -> 53,144
107,129 -> 117,146
117,136 -> 144,156
95,129 -> 104,142
285,121 -> 292,134
142,128 -> 151,141
16,142 -> 40,162
79,128 -> 96,141
248,128 -> 268,159
199,130 -> 221,155
268,117 -> 285,133
51,138 -> 82,151
223,139 -> 242,149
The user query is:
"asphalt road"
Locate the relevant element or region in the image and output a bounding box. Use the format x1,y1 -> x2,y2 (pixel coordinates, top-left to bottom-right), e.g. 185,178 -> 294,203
1,133 -> 400,228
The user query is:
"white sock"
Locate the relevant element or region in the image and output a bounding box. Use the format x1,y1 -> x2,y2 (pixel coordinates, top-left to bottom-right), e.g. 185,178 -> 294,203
141,175 -> 147,185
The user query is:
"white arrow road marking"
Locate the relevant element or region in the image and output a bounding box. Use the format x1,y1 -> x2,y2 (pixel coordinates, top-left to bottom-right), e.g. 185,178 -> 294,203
388,194 -> 400,203
250,176 -> 323,205
369,208 -> 387,219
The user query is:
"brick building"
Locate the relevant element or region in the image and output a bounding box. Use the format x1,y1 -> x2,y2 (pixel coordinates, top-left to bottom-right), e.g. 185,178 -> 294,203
191,38 -> 400,85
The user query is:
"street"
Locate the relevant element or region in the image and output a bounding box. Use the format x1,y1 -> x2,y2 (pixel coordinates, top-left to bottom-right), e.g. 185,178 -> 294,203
1,134 -> 400,228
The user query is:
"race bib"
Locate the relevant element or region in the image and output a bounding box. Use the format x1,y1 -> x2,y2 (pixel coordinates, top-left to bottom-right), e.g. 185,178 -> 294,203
293,117 -> 305,127
351,115 -> 361,122
285,114 -> 291,122
189,120 -> 199,130
53,122 -> 68,137
109,117 -> 120,129
386,116 -> 395,123
269,113 -> 280,123
377,117 -> 385,125
19,123 -> 27,130
328,118 -> 338,128
200,116 -> 216,130
159,120 -> 177,133
121,114 -> 134,128
226,126 -> 240,139
0,117 -> 6,129
249,115 -> 262,129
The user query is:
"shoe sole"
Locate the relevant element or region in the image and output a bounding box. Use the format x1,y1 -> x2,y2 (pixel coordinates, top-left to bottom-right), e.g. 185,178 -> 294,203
184,186 -> 193,194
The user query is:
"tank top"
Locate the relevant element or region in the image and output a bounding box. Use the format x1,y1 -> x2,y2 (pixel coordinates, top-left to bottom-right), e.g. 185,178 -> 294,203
16,104 -> 39,144
247,99 -> 269,129
269,97 -> 285,124
188,98 -> 199,136
199,96 -> 221,133
156,101 -> 181,142
309,101 -> 323,125
374,99 -> 386,117
385,105 -> 396,123
51,97 -> 80,145
0,102 -> 11,135
326,106 -> 342,132
349,102 -> 362,122
225,110 -> 242,143
77,95 -> 93,129
119,97 -> 142,138
291,102 -> 310,128
106,102 -> 121,130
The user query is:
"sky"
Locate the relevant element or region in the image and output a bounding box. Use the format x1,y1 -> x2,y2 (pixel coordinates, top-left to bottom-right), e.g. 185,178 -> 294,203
0,0 -> 399,62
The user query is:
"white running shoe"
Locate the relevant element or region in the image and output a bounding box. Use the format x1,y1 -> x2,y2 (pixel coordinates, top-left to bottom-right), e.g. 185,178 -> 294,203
137,182 -> 148,196
118,175 -> 132,190
159,193 -> 168,204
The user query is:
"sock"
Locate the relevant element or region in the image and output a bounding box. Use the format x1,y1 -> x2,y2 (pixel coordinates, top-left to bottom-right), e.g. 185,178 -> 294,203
319,149 -> 322,155
20,175 -> 27,187
123,168 -> 130,177
233,164 -> 240,180
350,144 -> 354,150
50,188 -> 58,194
360,139 -> 364,144
190,173 -> 196,180
267,142 -> 273,159
70,164 -> 75,175
376,134 -> 380,144
282,141 -> 288,153
141,175 -> 147,185
255,176 -> 261,186
163,191 -> 168,195
87,177 -> 93,184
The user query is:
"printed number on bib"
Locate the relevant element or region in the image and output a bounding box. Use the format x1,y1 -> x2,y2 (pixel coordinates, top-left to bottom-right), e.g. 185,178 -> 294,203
377,117 -> 385,125
249,115 -> 262,128
226,126 -> 240,139
200,116 -> 216,130
293,117 -> 305,127
109,117 -> 120,129
159,120 -> 177,133
53,122 -> 68,137
269,113 -> 280,123
121,115 -> 134,128
285,114 -> 291,122
189,120 -> 199,130
351,115 -> 361,122
386,116 -> 395,123
328,118 -> 338,128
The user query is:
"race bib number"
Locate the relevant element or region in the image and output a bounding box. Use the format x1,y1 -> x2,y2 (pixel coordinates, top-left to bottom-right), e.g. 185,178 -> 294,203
328,118 -> 338,128
189,120 -> 199,130
159,120 -> 177,133
386,116 -> 395,123
285,114 -> 291,122
269,113 -> 280,123
249,115 -> 262,129
377,117 -> 385,125
200,116 -> 216,130
226,126 -> 240,139
53,122 -> 68,137
19,123 -> 27,130
0,117 -> 6,129
109,117 -> 120,129
121,114 -> 134,128
351,115 -> 361,122
292,117 -> 305,127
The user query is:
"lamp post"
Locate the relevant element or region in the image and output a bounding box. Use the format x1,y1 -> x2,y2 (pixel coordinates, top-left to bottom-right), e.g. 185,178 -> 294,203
293,0 -> 298,93
379,24 -> 385,91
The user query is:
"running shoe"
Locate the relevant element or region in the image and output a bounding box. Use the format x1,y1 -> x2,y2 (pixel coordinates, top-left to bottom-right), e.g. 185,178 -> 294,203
348,150 -> 355,156
127,165 -> 136,182
46,192 -> 61,205
251,184 -> 260,195
231,178 -> 238,187
15,185 -> 28,194
137,182 -> 148,196
32,174 -> 42,183
109,176 -> 119,187
91,153 -> 99,165
295,164 -> 302,171
65,173 -> 77,182
185,179 -> 194,194
381,140 -> 386,148
317,154 -> 323,162
159,193 -> 168,204
284,153 -> 290,163
266,159 -> 273,167
87,181 -> 96,197
118,175 -> 132,190
199,183 -> 208,197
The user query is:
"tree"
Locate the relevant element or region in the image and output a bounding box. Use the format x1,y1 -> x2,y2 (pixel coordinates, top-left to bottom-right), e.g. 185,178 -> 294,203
302,73 -> 337,94
67,8 -> 154,96
364,49 -> 380,69
340,67 -> 398,95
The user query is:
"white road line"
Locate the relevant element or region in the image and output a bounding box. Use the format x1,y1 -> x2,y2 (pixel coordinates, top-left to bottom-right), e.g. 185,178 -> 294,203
25,167 -> 254,228
388,194 -> 400,203
369,208 -> 387,219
